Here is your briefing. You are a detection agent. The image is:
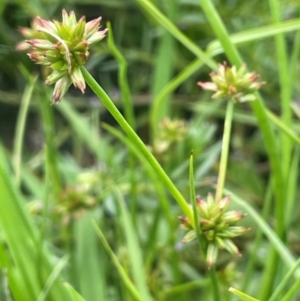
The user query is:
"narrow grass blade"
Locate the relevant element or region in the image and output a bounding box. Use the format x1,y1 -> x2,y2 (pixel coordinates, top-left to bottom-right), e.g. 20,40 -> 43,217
268,258 -> 300,301
229,287 -> 260,301
37,255 -> 70,301
280,279 -> 300,301
150,1 -> 178,127
12,76 -> 37,187
150,58 -> 204,137
135,0 -> 217,69
102,120 -> 178,288
207,18 -> 300,55
289,30 -> 300,91
82,67 -> 193,224
113,188 -> 153,301
198,4 -> 285,295
101,122 -> 172,220
64,283 -> 87,301
189,151 -> 205,254
280,277 -> 300,301
215,100 -> 234,202
268,0 -> 292,181
106,22 -> 138,223
20,165 -> 44,199
259,0 -> 292,297
226,189 -> 298,276
285,149 -> 299,228
93,221 -> 146,301
0,143 -> 75,301
38,89 -> 61,195
74,213 -> 107,301
161,279 -> 209,297
266,111 -> 300,146
198,3 -> 285,229
56,100 -> 110,163
106,22 -> 135,129
242,179 -> 273,291
150,16 -> 300,137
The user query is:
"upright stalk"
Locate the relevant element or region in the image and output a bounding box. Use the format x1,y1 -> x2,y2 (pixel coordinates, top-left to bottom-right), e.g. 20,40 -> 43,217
199,0 -> 285,296
107,22 -> 138,223
210,267 -> 220,301
199,0 -> 284,236
215,100 -> 234,202
268,0 -> 292,180
13,77 -> 36,187
81,66 -> 193,223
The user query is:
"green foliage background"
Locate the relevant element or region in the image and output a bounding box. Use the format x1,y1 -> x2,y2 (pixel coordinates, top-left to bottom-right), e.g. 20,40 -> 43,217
0,0 -> 300,301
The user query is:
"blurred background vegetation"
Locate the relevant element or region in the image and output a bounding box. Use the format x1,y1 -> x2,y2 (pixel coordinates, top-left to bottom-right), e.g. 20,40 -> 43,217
0,0 -> 300,301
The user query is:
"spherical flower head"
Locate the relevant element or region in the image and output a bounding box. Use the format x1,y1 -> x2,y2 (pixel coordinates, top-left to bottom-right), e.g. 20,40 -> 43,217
198,62 -> 265,103
149,118 -> 188,160
179,193 -> 250,268
55,185 -> 96,226
159,118 -> 188,143
18,9 -> 108,104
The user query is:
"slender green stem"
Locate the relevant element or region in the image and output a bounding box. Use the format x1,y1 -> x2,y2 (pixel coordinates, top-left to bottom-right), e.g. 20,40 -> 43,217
150,58 -> 204,140
13,77 -> 37,187
242,178 -> 273,291
209,266 -> 220,301
106,22 -> 135,129
226,189 -> 298,276
199,0 -> 284,234
113,188 -> 152,301
268,0 -> 292,179
93,221 -> 145,301
162,279 -> 209,297
229,288 -> 260,301
285,149 -> 299,229
258,234 -> 279,299
198,2 -> 285,296
106,22 -> 138,223
37,255 -> 69,301
135,0 -> 217,70
81,66 -> 193,223
190,151 -> 206,255
281,276 -> 300,301
268,258 -> 300,301
289,30 -> 300,92
215,100 -> 234,202
39,87 -> 61,195
266,110 -> 300,146
199,0 -> 243,64
103,122 -> 180,287
262,0 -> 291,297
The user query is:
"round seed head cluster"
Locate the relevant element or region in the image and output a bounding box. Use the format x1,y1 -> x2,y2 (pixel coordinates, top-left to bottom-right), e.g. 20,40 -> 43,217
198,62 -> 265,103
17,9 -> 108,104
179,193 -> 249,268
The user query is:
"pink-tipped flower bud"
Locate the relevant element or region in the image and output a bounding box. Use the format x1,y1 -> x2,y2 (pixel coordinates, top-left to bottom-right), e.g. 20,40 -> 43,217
17,9 -> 107,103
179,193 -> 248,268
198,62 -> 265,103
